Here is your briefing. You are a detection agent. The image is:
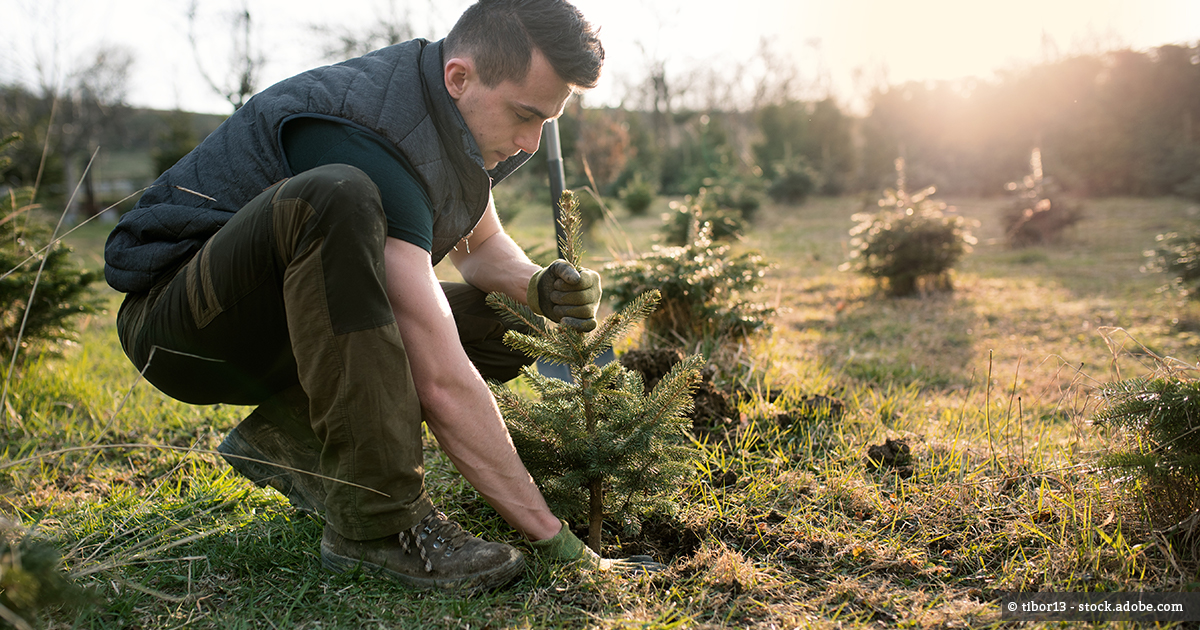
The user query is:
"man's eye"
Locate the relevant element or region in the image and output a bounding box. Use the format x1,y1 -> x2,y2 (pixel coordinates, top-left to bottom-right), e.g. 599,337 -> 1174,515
515,112 -> 532,122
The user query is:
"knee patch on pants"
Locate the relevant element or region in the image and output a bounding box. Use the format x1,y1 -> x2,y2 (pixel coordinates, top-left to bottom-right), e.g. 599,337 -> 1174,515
272,164 -> 395,335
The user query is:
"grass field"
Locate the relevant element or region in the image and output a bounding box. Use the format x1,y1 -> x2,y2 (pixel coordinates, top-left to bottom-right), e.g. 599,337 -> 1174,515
3,191 -> 1200,628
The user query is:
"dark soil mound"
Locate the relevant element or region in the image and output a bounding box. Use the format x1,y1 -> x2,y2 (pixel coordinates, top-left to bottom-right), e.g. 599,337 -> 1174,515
865,438 -> 913,478
618,517 -> 704,560
620,348 -> 734,434
619,347 -> 686,392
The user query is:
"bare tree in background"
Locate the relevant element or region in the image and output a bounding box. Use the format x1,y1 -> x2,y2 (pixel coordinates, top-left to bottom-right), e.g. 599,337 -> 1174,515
11,43 -> 135,217
3,0 -> 133,214
187,0 -> 264,111
62,45 -> 134,216
750,38 -> 802,109
647,59 -> 672,151
312,0 -> 416,62
623,52 -> 681,155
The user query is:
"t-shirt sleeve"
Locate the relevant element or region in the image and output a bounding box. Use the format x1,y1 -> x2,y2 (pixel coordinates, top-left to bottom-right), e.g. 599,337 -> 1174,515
280,116 -> 435,252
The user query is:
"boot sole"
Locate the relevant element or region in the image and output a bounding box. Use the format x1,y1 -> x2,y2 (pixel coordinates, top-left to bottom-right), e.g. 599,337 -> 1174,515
320,540 -> 525,590
217,427 -> 324,515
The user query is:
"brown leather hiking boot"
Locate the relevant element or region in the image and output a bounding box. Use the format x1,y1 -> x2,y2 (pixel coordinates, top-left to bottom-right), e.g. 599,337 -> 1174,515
320,510 -> 525,590
217,412 -> 326,514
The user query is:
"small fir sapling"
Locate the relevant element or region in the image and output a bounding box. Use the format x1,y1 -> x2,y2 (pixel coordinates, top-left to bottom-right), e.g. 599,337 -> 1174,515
607,192 -> 773,347
486,191 -> 703,553
1002,147 -> 1082,247
1145,231 -> 1200,301
1094,375 -> 1200,527
0,519 -> 87,627
841,158 -> 976,296
656,189 -> 745,245
619,172 -> 655,216
0,133 -> 100,362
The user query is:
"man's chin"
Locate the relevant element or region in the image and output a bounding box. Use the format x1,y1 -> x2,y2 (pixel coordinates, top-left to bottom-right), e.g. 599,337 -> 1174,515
485,151 -> 514,170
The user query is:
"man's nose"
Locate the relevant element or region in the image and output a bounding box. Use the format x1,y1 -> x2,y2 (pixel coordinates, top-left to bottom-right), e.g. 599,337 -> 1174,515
515,123 -> 543,155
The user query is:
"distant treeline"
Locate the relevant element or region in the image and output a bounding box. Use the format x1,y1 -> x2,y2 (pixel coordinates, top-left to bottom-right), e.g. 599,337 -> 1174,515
552,42 -> 1200,203
3,42 -> 1198,213
0,84 -> 225,212
861,43 -> 1200,198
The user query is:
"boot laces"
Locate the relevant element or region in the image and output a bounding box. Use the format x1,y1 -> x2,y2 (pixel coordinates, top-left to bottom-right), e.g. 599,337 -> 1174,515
398,510 -> 469,573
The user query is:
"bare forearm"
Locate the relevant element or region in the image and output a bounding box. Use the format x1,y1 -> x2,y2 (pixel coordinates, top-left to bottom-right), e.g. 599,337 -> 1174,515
455,230 -> 539,301
384,238 -> 558,541
420,377 -> 561,540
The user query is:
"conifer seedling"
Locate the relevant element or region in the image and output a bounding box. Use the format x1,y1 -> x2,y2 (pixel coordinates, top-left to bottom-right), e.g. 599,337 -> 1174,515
487,191 -> 703,553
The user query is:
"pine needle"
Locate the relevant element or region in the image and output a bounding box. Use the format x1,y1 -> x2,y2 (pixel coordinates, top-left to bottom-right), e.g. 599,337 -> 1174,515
556,190 -> 584,268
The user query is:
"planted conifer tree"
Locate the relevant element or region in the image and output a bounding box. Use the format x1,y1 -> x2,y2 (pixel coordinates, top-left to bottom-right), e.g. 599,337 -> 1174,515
0,133 -> 100,363
487,191 -> 703,553
1094,375 -> 1200,528
1002,147 -> 1082,247
607,192 -> 774,348
841,158 -> 976,296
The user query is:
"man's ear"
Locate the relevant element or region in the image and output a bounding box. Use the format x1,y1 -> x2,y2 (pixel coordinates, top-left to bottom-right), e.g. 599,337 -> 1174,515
444,56 -> 475,99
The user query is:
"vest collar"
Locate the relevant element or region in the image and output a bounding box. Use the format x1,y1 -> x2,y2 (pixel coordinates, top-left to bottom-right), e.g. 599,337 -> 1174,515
419,39 -> 532,188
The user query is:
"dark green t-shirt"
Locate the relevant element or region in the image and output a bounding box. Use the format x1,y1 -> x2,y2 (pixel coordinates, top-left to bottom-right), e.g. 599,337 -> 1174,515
281,116 -> 435,252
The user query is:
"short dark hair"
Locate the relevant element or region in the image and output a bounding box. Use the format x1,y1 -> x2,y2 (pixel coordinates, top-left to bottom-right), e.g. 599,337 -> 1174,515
444,0 -> 604,89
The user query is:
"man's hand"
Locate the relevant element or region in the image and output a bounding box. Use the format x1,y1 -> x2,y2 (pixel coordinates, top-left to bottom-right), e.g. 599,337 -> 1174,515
527,260 -> 602,332
531,520 -> 667,575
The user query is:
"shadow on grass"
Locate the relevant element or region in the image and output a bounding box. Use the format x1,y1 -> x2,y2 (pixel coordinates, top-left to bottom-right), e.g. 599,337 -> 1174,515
816,288 -> 981,389
53,496 -> 589,630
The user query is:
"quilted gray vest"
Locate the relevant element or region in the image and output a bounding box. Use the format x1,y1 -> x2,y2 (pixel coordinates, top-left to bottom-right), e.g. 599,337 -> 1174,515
104,38 -> 530,294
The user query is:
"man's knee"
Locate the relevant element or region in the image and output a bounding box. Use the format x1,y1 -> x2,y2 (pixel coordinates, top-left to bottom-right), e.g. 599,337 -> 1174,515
296,163 -> 374,191
283,163 -> 386,235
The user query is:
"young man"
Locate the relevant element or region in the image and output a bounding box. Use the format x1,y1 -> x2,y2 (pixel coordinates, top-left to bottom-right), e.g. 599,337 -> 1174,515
104,0 -> 615,589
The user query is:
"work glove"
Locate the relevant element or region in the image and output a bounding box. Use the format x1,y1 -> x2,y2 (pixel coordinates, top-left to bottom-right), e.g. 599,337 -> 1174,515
527,259 -> 602,332
530,520 -> 667,575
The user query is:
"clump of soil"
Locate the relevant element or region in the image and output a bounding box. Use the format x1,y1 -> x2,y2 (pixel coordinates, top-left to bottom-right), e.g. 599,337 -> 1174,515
708,468 -> 739,488
620,348 -> 733,434
865,438 -> 913,478
617,517 -> 704,561
619,347 -> 684,391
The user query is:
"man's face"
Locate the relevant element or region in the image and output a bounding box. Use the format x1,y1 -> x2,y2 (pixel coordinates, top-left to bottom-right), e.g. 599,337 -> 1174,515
445,49 -> 574,170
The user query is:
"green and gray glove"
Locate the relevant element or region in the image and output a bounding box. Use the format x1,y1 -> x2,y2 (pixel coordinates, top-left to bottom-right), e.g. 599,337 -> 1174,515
527,260 -> 602,332
531,520 -> 667,575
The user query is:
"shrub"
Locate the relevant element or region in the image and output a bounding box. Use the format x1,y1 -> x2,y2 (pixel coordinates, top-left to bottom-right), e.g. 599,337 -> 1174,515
706,176 -> 763,222
675,154 -> 764,222
608,194 -> 774,348
657,191 -> 745,246
1,135 -> 101,362
1094,375 -> 1200,529
767,159 -> 818,205
1145,231 -> 1200,300
841,158 -> 976,297
1002,147 -> 1083,247
619,172 -> 655,216
0,519 -> 88,627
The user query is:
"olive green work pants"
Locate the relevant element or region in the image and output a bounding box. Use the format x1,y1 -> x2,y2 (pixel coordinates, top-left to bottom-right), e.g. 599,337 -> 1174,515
116,164 -> 534,540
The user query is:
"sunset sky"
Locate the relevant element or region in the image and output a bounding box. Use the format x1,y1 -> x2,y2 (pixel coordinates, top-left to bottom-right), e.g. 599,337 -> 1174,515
3,0 -> 1198,115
